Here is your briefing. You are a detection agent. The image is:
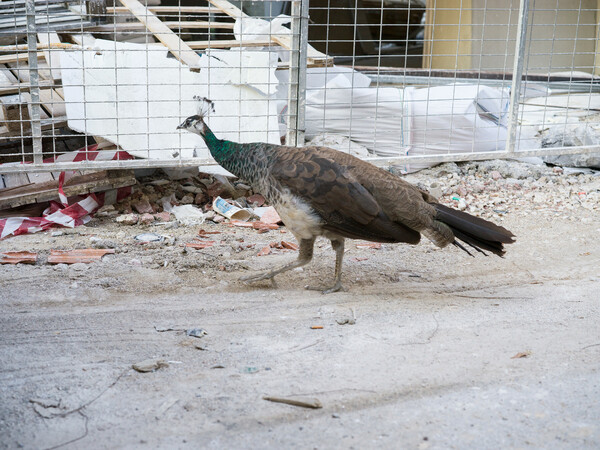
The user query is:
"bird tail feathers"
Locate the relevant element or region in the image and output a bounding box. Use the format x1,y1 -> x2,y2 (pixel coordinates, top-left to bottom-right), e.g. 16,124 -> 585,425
433,203 -> 515,257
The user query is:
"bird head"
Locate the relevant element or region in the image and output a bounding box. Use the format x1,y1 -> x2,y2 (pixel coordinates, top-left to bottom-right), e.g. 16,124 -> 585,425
177,115 -> 203,134
177,96 -> 215,135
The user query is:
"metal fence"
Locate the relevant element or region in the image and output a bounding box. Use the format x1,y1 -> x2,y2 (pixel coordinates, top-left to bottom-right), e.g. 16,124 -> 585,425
1,0 -> 599,176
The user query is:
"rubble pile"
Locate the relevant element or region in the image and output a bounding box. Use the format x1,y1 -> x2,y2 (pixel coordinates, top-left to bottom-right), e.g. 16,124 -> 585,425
409,160 -> 599,224
100,171 -> 268,227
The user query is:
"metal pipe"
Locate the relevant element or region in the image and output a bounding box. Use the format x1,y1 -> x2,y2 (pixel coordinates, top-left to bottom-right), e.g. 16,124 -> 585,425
285,0 -> 302,146
505,0 -> 530,154
25,0 -> 43,165
296,0 -> 309,146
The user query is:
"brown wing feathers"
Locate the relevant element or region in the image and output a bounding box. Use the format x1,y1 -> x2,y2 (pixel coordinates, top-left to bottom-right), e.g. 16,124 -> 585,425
269,144 -> 514,256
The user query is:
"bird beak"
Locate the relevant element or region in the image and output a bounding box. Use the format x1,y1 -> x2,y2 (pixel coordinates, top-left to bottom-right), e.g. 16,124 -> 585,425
176,122 -> 185,130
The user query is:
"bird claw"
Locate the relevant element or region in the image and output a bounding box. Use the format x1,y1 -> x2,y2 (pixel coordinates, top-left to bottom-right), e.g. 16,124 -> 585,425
305,282 -> 344,294
240,272 -> 277,286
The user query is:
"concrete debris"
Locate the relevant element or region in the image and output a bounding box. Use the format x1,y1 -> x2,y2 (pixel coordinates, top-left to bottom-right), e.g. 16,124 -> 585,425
132,359 -> 169,373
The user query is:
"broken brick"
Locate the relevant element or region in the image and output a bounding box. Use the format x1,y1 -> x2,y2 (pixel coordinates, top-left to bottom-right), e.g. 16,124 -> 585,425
140,213 -> 155,224
116,214 -> 139,225
246,194 -> 265,207
260,207 -> 282,224
0,251 -> 37,265
132,199 -> 153,214
154,212 -> 171,222
257,246 -> 271,256
47,249 -> 115,264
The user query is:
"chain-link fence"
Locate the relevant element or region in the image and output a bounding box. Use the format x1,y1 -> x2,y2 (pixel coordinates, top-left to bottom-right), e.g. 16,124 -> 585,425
1,0 -> 599,177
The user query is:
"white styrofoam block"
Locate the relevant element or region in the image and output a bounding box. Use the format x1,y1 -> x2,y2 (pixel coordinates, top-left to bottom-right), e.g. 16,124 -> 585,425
60,40 -> 280,161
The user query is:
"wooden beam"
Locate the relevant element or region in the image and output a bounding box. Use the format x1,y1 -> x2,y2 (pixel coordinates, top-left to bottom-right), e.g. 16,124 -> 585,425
38,89 -> 66,118
186,39 -> 272,49
37,32 -> 62,80
1,95 -> 31,133
116,0 -> 201,70
0,170 -> 136,209
208,0 -> 247,19
0,81 -> 55,96
0,52 -> 44,65
108,6 -> 219,14
88,20 -> 234,31
208,0 -> 332,66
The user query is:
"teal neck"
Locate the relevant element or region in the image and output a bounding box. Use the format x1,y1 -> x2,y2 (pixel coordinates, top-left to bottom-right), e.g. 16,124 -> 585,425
199,121 -> 246,178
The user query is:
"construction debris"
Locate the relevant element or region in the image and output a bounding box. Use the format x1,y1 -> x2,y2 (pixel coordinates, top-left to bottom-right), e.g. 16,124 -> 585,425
47,248 -> 115,264
0,250 -> 37,264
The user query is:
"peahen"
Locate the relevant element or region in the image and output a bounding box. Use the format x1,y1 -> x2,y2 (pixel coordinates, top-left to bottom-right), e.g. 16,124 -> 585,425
178,97 -> 515,293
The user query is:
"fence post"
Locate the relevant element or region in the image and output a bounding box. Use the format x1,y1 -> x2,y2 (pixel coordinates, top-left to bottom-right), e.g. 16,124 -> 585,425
286,0 -> 309,147
26,0 -> 44,165
506,0 -> 530,155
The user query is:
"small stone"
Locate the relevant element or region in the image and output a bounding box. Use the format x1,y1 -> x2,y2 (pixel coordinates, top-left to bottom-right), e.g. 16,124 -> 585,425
194,192 -> 209,205
132,359 -> 168,373
204,210 -> 216,221
181,194 -> 194,205
132,199 -> 153,214
91,238 -> 118,249
140,213 -> 155,224
212,215 -> 225,223
455,186 -> 468,197
116,214 -> 139,225
490,170 -> 503,181
207,181 -> 230,199
51,231 -> 64,237
246,193 -> 265,207
186,328 -> 208,338
154,212 -> 171,222
70,263 -> 89,271
428,183 -> 442,199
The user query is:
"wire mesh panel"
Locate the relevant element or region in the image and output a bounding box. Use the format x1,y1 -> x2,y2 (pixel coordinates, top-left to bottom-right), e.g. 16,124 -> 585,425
304,0 -> 600,172
1,0 -> 600,177
0,0 -> 311,174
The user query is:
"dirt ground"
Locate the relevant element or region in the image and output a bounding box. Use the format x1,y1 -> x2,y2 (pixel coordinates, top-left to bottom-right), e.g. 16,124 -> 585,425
1,163 -> 599,449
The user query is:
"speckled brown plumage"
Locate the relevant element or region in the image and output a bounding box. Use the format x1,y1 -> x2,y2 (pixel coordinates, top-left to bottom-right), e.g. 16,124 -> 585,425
178,99 -> 516,293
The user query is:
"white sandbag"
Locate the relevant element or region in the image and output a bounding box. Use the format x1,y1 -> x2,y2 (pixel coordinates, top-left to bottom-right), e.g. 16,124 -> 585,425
404,84 -> 510,172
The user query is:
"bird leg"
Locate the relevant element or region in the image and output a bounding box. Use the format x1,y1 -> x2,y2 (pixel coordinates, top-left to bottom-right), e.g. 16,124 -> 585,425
305,238 -> 345,294
240,237 -> 315,286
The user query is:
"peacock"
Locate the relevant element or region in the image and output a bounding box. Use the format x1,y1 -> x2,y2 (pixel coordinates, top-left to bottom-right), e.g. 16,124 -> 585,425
178,97 -> 515,293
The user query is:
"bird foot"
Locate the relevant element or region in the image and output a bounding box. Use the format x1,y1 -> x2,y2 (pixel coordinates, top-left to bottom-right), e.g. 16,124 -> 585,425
240,272 -> 278,287
305,282 -> 345,294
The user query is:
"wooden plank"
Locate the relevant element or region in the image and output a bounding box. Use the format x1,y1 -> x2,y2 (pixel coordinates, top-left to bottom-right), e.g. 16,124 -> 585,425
87,21 -> 235,31
186,39 -> 272,49
270,34 -> 333,66
21,92 -> 49,120
27,171 -> 55,184
0,52 -> 45,65
0,81 -> 55,96
208,0 -> 332,66
116,0 -> 202,70
2,172 -> 30,189
0,170 -> 136,209
0,116 -> 67,138
37,32 -> 62,80
38,89 -> 66,118
208,0 -> 247,19
108,6 -> 219,14
1,94 -> 31,133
